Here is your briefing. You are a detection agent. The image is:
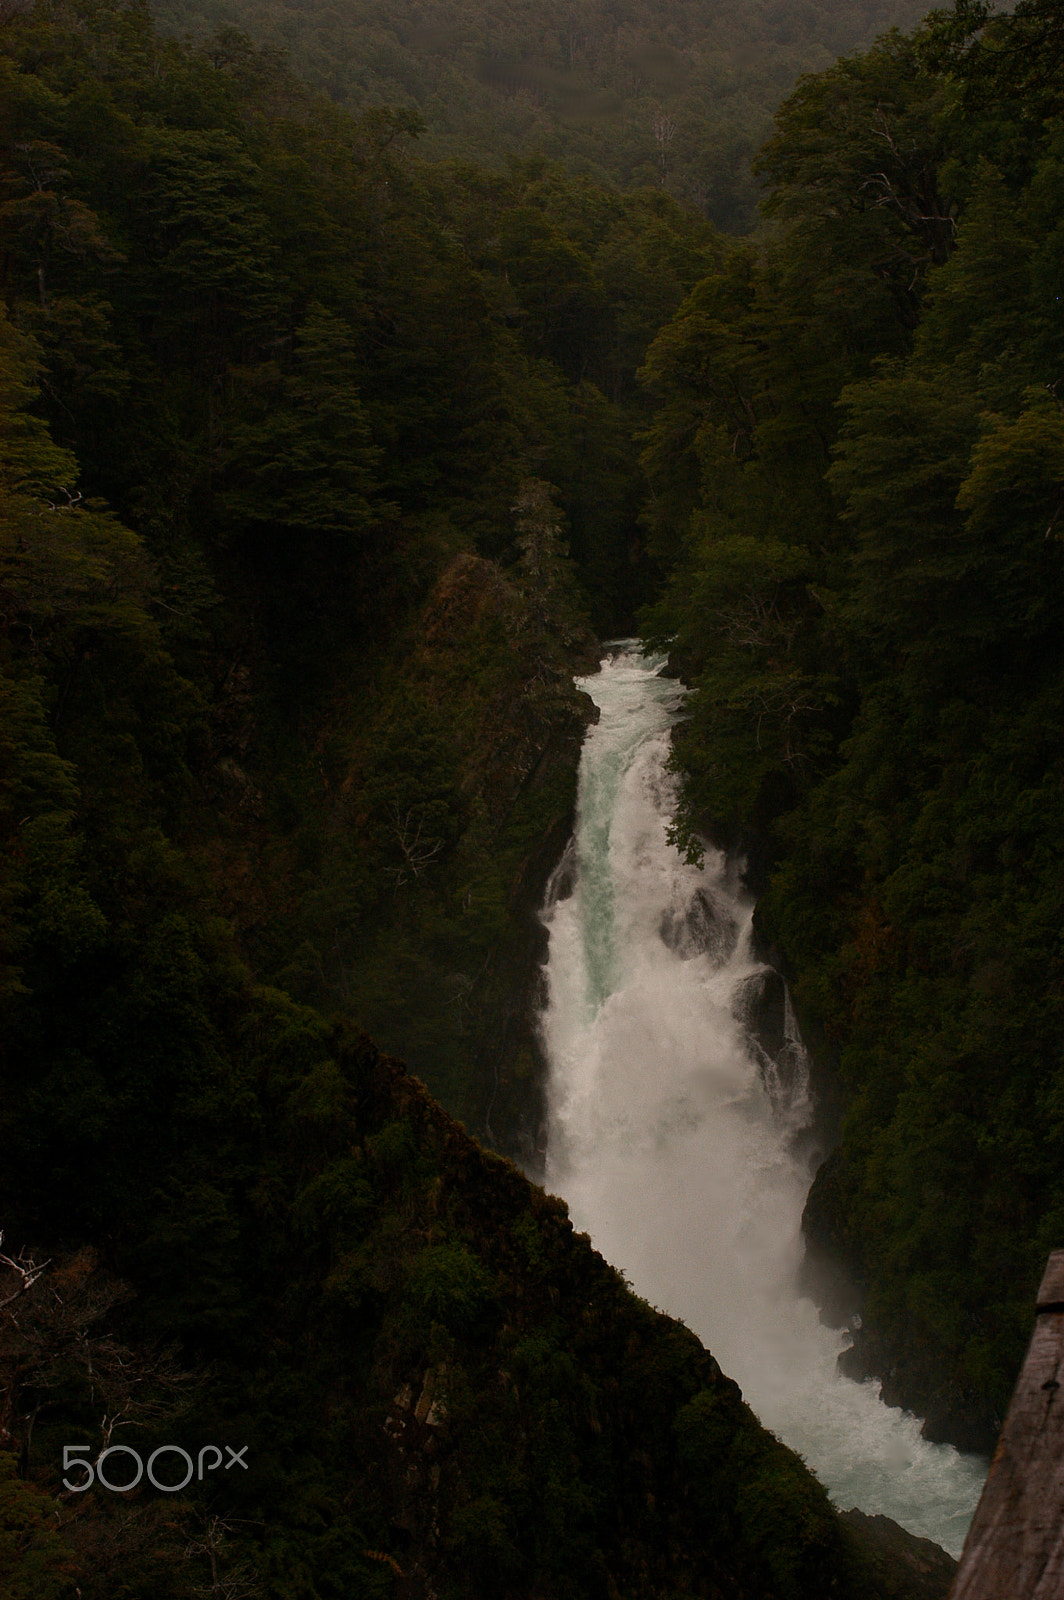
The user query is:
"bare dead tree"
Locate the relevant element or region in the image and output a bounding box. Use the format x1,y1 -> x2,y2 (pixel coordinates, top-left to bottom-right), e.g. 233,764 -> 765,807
185,1513 -> 262,1599
384,805 -> 444,888
651,106 -> 676,184
0,1233 -> 51,1310
1,1241 -> 194,1474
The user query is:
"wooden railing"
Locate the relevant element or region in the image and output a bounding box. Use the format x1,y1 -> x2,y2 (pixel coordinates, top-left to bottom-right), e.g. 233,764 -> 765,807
949,1249 -> 1064,1599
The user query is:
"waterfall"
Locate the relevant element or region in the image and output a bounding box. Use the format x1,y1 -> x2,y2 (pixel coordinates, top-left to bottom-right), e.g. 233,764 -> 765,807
540,643 -> 986,1557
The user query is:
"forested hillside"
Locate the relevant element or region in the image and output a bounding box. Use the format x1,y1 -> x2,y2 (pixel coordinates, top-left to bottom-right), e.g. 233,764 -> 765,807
642,0 -> 1064,1453
6,1020 -> 951,1600
3,0 -> 1061,1587
0,1 -> 957,1595
149,0 -> 930,230
0,0 -> 725,1152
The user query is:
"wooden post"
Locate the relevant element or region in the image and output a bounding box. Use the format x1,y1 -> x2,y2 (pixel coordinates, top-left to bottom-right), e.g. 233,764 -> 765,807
949,1249 -> 1064,1599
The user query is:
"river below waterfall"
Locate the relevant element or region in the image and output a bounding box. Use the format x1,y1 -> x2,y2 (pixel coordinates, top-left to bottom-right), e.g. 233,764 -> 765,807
540,642 -> 987,1557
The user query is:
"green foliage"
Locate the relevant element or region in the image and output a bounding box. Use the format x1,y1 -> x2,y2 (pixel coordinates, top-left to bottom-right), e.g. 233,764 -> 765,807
642,0 -> 1064,1452
404,1241 -> 494,1332
0,1455 -> 72,1600
827,365 -> 982,687
0,311 -> 77,493
0,6 -> 856,1598
221,303 -> 389,541
913,159 -> 1036,404
0,0 -> 1024,1592
3,1023 -> 889,1599
756,31 -> 955,328
0,0 -> 727,1198
0,0 -> 726,635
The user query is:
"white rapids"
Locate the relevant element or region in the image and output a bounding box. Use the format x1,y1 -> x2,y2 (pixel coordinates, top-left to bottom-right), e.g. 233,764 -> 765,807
540,642 -> 986,1556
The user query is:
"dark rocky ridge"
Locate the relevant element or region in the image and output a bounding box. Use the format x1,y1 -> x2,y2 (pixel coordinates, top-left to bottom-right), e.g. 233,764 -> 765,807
370,552 -> 602,1167
268,1035 -> 961,1599
197,550 -> 602,1166
839,1510 -> 958,1600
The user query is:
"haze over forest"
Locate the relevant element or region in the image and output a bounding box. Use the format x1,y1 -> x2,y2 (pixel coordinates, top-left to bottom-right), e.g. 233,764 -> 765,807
151,0 -> 930,228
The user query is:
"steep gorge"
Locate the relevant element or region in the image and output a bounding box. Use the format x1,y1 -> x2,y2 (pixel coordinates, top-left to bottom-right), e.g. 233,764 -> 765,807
4,0 -> 1059,1591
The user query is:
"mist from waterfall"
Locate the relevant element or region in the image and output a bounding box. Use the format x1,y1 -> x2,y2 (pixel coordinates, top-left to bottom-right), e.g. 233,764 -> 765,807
540,643 -> 986,1556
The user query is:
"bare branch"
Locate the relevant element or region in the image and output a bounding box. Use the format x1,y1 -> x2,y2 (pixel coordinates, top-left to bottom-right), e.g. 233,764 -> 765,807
384,806 -> 444,888
0,1233 -> 51,1310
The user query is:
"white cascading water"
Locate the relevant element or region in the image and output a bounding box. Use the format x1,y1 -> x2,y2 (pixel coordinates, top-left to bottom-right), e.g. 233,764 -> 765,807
540,643 -> 987,1557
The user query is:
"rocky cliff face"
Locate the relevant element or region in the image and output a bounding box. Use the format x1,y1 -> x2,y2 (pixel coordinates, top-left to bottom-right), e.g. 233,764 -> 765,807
839,1511 -> 957,1600
800,1134 -> 1000,1454
370,550 -> 601,1166
196,549 -> 601,1163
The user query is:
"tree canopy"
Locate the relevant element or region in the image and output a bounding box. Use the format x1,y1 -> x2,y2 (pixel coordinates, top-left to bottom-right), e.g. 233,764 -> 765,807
643,0 -> 1064,1451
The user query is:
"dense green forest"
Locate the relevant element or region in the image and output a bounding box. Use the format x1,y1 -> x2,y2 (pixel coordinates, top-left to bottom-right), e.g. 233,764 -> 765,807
0,1 -> 956,1595
0,0 -> 726,1150
642,0 -> 1064,1453
2,0 -> 1063,1589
